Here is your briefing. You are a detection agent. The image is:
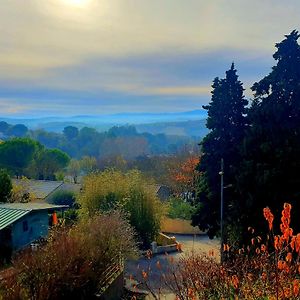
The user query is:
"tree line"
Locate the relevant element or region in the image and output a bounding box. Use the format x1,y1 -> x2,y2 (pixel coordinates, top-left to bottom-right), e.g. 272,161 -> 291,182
0,138 -> 70,180
0,122 -> 198,159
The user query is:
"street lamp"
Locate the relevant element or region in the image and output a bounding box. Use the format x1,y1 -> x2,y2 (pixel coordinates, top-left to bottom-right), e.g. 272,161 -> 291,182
219,158 -> 224,263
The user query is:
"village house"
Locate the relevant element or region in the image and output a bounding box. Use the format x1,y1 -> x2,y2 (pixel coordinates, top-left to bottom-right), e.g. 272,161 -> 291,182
0,202 -> 68,262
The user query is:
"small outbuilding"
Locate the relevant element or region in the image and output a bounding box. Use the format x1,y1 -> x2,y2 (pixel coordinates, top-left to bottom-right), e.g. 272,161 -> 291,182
153,185 -> 172,201
0,203 -> 68,261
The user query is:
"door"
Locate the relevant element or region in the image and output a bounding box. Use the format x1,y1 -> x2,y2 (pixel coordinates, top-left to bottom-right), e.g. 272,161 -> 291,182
0,227 -> 13,264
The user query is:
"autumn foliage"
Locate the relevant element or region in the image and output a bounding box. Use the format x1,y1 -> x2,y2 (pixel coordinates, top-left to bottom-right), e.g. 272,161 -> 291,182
171,156 -> 200,194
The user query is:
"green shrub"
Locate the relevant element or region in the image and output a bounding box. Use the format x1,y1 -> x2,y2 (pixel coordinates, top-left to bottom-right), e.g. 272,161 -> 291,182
49,190 -> 77,207
167,197 -> 196,220
79,170 -> 162,248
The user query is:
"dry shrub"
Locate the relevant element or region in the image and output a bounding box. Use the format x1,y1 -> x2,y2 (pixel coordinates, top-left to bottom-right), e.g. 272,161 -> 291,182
0,211 -> 137,300
141,202 -> 300,300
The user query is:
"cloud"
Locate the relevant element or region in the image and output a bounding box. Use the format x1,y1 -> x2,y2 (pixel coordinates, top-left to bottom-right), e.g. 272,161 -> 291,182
0,0 -> 299,115
1,0 -> 299,75
0,99 -> 29,114
114,85 -> 211,96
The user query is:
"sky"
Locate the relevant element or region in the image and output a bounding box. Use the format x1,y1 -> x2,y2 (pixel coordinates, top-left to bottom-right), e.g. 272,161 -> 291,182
0,0 -> 300,117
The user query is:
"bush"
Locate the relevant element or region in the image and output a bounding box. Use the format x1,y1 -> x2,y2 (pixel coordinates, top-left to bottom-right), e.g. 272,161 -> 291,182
10,176 -> 35,203
0,211 -> 137,299
79,170 -> 162,248
48,190 -> 77,207
62,208 -> 79,225
167,197 -> 196,220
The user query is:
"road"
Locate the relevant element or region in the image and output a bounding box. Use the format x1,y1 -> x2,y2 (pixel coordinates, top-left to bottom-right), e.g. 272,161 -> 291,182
172,234 -> 220,255
125,234 -> 220,298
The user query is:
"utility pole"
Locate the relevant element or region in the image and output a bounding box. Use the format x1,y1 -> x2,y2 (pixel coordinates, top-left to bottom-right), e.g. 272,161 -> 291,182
219,158 -> 224,263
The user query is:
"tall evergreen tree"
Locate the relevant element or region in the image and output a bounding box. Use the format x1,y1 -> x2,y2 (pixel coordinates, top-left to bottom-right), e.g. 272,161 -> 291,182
236,30 -> 300,233
0,169 -> 12,203
192,64 -> 248,239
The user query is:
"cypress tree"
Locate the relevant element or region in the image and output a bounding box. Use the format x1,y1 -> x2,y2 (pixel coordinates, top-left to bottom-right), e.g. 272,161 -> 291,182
192,64 -> 248,239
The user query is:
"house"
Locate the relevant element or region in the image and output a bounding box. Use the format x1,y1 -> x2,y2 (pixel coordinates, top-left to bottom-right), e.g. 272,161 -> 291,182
12,179 -> 82,203
152,185 -> 172,201
0,203 -> 68,261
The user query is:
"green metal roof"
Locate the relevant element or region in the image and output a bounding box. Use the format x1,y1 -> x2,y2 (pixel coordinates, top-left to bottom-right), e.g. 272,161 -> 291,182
0,203 -> 68,231
0,208 -> 30,230
0,203 -> 68,211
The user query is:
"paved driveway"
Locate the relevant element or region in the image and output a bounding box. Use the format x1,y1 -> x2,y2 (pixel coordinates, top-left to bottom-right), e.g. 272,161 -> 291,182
125,234 -> 220,296
172,234 -> 220,255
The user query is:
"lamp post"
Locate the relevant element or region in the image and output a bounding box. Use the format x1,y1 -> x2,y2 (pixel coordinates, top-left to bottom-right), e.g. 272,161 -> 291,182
219,158 -> 224,263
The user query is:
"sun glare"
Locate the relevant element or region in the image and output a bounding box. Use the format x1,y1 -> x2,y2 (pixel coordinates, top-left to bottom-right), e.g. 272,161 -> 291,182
60,0 -> 92,8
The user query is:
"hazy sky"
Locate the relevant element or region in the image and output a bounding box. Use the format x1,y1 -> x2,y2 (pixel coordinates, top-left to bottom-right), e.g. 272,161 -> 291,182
0,0 -> 299,117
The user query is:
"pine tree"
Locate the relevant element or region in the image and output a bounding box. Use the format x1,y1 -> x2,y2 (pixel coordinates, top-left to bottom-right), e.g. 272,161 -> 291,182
192,64 -> 248,238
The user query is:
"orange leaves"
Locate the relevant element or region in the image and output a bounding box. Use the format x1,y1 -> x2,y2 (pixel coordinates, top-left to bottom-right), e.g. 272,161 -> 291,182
223,244 -> 230,252
261,272 -> 267,281
295,234 -> 300,253
187,287 -> 196,299
142,270 -> 148,279
176,242 -> 182,252
283,287 -> 292,298
181,157 -> 200,175
293,280 -> 300,297
231,275 -> 239,289
286,252 -> 292,263
274,236 -> 280,251
264,203 -> 296,253
279,203 -> 292,245
263,207 -> 274,230
277,260 -> 289,272
172,156 -> 200,188
283,203 -> 291,219
260,244 -> 267,252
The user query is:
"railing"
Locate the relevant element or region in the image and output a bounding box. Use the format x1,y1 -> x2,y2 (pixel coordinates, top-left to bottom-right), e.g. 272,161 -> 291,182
96,256 -> 124,297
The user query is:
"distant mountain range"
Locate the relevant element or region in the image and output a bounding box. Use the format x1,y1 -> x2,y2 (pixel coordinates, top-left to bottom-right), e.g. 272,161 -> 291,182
0,110 -> 208,137
136,119 -> 208,137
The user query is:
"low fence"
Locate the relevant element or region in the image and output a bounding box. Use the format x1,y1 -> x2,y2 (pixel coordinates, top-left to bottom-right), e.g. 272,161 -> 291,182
152,233 -> 182,255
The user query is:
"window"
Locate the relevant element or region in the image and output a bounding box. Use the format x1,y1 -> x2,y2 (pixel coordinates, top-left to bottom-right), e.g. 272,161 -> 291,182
23,220 -> 28,232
